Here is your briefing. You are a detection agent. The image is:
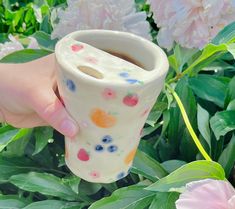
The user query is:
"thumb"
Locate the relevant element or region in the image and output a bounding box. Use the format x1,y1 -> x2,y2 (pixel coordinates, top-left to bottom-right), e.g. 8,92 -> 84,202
31,87 -> 79,138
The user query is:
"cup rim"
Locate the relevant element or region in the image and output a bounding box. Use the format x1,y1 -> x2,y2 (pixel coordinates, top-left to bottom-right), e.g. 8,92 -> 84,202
55,30 -> 169,87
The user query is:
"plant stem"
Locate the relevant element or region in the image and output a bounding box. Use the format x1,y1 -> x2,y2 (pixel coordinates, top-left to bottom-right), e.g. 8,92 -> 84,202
165,83 -> 212,161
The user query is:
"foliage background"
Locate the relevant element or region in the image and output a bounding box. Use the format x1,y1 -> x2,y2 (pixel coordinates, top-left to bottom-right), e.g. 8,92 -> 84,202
0,0 -> 235,208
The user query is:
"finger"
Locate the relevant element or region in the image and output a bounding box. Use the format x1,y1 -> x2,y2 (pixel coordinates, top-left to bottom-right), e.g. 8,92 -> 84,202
0,107 -> 48,128
0,109 -> 5,123
30,87 -> 79,138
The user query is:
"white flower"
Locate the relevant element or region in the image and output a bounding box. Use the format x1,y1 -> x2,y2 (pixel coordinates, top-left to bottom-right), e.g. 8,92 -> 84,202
149,0 -> 235,49
0,35 -> 39,60
27,37 -> 40,49
51,0 -> 151,40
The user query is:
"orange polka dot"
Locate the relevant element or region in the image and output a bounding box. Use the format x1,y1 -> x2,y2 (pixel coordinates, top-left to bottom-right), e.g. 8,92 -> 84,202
124,148 -> 137,165
90,108 -> 116,128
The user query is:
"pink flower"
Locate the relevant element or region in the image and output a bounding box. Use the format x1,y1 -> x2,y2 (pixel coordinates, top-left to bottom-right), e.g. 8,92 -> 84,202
149,0 -> 235,49
51,0 -> 151,40
102,88 -> 116,100
176,179 -> 235,209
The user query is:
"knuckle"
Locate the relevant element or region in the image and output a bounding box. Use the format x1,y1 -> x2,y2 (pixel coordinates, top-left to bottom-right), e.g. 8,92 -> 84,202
40,99 -> 63,120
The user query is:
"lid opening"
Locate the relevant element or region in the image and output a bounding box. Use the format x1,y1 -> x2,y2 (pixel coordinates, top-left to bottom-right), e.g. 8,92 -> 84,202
77,65 -> 104,79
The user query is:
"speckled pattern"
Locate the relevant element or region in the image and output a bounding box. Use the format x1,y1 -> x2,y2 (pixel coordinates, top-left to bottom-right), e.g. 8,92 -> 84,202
55,30 -> 169,183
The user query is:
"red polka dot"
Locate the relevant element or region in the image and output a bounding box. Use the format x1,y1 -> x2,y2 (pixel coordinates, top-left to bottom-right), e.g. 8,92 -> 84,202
77,148 -> 90,161
123,93 -> 139,107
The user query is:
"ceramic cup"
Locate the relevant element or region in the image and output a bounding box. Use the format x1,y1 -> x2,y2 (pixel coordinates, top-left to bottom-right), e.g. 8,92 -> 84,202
55,30 -> 169,183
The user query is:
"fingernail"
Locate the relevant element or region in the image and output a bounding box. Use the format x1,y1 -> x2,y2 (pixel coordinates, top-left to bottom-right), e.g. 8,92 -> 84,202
60,119 -> 78,138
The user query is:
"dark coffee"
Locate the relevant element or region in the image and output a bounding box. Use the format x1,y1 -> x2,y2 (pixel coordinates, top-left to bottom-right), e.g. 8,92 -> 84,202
104,50 -> 144,69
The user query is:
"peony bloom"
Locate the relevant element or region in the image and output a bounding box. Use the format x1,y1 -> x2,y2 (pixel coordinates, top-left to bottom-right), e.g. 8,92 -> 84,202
149,0 -> 235,49
51,0 -> 151,40
176,179 -> 235,209
0,35 -> 39,60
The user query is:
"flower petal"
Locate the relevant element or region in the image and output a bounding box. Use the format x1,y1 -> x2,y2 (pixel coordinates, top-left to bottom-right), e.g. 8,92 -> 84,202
176,179 -> 235,209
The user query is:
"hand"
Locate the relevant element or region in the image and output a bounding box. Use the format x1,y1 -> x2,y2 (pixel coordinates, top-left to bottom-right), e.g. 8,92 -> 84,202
0,53 -> 79,138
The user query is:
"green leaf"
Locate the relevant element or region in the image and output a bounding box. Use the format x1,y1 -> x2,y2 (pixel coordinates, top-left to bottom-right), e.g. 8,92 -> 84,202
25,8 -> 34,24
0,49 -> 51,63
210,110 -> 235,140
227,99 -> 235,110
189,75 -> 229,108
146,110 -> 162,126
149,192 -> 179,209
2,0 -> 11,9
212,22 -> 235,45
179,128 -> 198,162
79,181 -> 102,196
161,77 -> 197,161
32,31 -> 57,51
146,160 -> 225,192
197,104 -> 211,148
33,127 -> 53,155
142,123 -> 161,137
23,200 -> 84,209
160,110 -> 170,138
225,76 -> 235,107
218,135 -> 235,177
131,150 -> 168,182
170,45 -> 199,73
0,157 -> 36,182
161,160 -> 187,173
138,140 -> 160,160
186,44 -> 227,76
39,15 -> 52,34
202,60 -> 235,72
0,33 -> 9,43
0,195 -> 28,208
0,128 -> 18,152
0,126 -> 30,152
2,128 -> 32,157
13,9 -> 24,27
9,172 -> 78,201
175,77 -> 198,161
88,185 -> 155,209
63,176 -> 81,194
227,43 -> 235,59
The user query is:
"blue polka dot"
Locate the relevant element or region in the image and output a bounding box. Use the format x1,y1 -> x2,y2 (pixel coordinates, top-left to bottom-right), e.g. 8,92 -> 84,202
95,145 -> 104,152
66,79 -> 76,91
102,135 -> 113,144
125,79 -> 139,84
107,145 -> 118,153
119,72 -> 129,78
117,172 -> 125,180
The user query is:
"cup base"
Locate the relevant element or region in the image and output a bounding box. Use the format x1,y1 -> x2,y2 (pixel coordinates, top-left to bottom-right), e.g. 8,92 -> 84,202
65,157 -> 131,183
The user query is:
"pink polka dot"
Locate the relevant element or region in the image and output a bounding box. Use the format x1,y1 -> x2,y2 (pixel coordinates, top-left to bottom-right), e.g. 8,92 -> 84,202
102,88 -> 116,100
71,44 -> 84,52
90,171 -> 100,178
85,57 -> 98,64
